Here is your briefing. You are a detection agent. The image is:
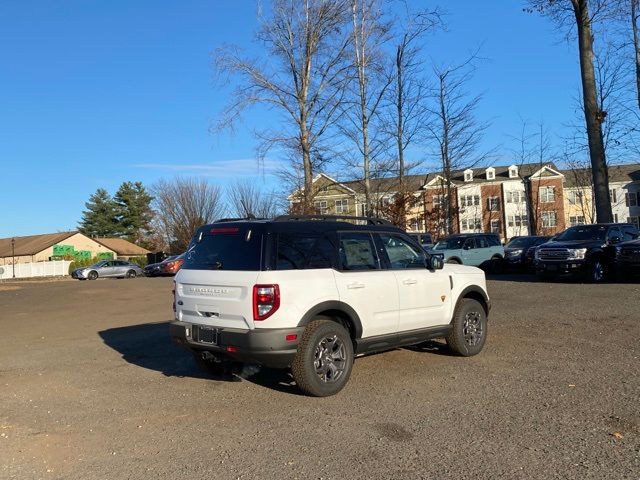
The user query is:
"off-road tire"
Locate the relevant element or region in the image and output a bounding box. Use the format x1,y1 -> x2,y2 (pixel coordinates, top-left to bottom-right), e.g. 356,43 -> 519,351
88,271 -> 98,280
446,258 -> 461,265
291,319 -> 354,397
490,255 -> 504,274
126,270 -> 137,278
446,298 -> 487,357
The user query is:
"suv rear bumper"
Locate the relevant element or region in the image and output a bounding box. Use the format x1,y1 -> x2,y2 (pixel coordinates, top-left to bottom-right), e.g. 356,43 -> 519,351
170,321 -> 304,369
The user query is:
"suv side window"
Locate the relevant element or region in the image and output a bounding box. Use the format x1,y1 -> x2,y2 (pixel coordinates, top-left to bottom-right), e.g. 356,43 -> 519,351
607,227 -> 622,242
622,226 -> 638,241
476,236 -> 489,249
379,233 -> 426,269
339,232 -> 379,270
276,233 -> 334,270
486,235 -> 501,247
463,238 -> 475,250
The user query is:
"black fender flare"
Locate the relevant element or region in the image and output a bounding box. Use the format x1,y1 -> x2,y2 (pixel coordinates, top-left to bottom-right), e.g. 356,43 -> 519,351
455,285 -> 491,315
297,301 -> 363,339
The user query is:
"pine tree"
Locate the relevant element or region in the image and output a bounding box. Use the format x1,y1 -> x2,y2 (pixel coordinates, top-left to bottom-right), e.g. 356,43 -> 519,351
113,181 -> 154,244
78,188 -> 118,237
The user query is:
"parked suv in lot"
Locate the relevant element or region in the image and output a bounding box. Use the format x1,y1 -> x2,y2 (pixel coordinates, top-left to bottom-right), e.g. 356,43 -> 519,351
170,216 -> 491,397
504,235 -> 551,271
428,233 -> 505,271
535,223 -> 639,282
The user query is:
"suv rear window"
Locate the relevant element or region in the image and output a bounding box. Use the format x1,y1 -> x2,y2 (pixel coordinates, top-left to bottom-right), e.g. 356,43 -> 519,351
276,233 -> 335,270
182,226 -> 262,271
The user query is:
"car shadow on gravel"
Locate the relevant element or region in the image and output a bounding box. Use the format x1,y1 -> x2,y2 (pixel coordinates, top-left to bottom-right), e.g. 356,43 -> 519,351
98,322 -> 303,394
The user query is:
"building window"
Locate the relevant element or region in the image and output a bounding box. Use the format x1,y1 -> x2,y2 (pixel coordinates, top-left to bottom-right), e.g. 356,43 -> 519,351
335,198 -> 349,214
541,211 -> 557,228
507,215 -> 528,228
569,216 -> 585,226
614,213 -> 619,223
464,170 -> 473,182
486,169 -> 495,180
610,189 -> 617,204
508,166 -> 518,178
567,190 -> 584,205
487,196 -> 500,211
314,201 -> 328,214
319,186 -> 328,193
625,192 -> 639,207
490,219 -> 500,234
460,195 -> 480,208
461,218 -> 481,231
628,216 -> 640,228
409,218 -> 424,232
433,195 -> 444,209
506,191 -> 525,203
540,186 -> 555,203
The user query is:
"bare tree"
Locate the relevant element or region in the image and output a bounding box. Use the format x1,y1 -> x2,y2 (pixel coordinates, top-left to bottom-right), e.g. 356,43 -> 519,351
427,57 -> 490,235
227,180 -> 280,218
152,178 -> 225,252
632,0 -> 640,110
215,0 -> 351,214
528,0 -> 615,223
339,0 -> 393,215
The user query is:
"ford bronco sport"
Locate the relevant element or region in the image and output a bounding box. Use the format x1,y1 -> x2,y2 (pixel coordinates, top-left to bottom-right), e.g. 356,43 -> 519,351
170,216 -> 491,397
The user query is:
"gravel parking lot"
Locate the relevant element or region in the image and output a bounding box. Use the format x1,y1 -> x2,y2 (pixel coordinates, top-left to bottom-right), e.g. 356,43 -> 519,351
0,276 -> 638,479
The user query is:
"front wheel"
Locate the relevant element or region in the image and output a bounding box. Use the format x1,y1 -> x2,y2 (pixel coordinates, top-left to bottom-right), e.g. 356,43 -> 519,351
446,298 -> 487,357
291,319 -> 354,397
87,271 -> 98,280
586,259 -> 606,283
126,269 -> 137,278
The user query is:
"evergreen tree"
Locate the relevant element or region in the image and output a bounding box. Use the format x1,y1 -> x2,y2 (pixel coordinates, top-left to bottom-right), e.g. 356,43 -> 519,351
78,188 -> 118,237
113,181 -> 154,244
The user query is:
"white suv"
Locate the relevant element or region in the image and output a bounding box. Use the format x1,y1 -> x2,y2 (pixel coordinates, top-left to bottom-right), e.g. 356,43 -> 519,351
171,216 -> 491,397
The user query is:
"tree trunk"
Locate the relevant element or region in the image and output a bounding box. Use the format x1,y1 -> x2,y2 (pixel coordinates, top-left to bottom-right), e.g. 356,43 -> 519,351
439,75 -> 454,234
632,0 -> 640,111
573,0 -> 612,223
396,43 -> 405,222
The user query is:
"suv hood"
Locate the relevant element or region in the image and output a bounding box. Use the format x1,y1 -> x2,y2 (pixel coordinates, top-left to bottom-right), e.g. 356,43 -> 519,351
539,239 -> 605,249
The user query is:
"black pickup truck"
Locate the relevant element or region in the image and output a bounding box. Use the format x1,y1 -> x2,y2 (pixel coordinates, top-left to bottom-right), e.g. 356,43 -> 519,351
534,223 -> 639,282
616,238 -> 640,278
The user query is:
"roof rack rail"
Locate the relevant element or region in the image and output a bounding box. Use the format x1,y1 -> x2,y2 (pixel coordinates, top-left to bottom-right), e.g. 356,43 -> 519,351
213,215 -> 266,223
273,215 -> 393,226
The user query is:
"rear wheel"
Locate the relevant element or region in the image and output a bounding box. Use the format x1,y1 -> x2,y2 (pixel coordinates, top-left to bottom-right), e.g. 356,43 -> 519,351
291,319 -> 354,397
446,298 -> 487,357
489,255 -> 504,274
87,271 -> 98,280
126,269 -> 137,278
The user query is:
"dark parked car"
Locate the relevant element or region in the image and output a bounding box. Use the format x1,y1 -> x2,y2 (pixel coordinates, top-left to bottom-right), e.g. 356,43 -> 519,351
615,238 -> 640,278
144,254 -> 185,277
504,235 -> 551,270
535,223 -> 639,282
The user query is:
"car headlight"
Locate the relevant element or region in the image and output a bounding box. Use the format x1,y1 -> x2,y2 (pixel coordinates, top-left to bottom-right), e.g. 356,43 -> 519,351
567,248 -> 587,260
506,249 -> 523,257
534,248 -> 540,260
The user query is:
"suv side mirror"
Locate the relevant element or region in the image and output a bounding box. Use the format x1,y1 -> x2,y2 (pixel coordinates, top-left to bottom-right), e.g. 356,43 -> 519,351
429,256 -> 444,270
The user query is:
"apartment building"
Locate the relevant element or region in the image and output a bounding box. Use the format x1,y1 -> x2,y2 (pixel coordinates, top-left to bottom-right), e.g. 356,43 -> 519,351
293,162 -> 640,240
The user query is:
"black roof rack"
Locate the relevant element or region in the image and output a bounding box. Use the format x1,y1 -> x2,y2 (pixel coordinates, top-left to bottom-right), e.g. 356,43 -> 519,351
213,215 -> 268,223
273,214 -> 393,226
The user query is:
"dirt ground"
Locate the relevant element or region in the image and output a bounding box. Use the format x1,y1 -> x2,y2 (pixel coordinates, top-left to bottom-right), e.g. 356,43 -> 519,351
0,275 -> 638,479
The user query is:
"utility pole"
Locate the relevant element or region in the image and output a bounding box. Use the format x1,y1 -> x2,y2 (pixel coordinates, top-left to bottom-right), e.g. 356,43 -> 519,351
11,238 -> 16,278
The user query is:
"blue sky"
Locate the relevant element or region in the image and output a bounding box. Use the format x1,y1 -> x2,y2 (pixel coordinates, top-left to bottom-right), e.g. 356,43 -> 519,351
0,0 -> 581,237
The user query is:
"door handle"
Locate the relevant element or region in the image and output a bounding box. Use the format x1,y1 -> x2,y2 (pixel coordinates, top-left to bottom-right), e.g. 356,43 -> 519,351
347,282 -> 365,289
402,279 -> 417,285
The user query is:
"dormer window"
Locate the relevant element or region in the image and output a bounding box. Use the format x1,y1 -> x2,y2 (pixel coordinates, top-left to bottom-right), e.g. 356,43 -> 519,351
485,167 -> 495,180
464,169 -> 473,182
508,165 -> 518,178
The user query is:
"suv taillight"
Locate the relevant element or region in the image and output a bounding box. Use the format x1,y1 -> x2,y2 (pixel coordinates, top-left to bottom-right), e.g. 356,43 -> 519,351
253,284 -> 280,321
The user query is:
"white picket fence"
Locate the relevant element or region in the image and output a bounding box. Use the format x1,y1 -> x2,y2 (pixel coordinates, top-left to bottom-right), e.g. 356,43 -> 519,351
0,261 -> 72,280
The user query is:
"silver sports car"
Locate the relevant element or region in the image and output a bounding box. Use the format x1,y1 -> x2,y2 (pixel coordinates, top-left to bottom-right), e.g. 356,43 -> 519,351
71,260 -> 144,280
